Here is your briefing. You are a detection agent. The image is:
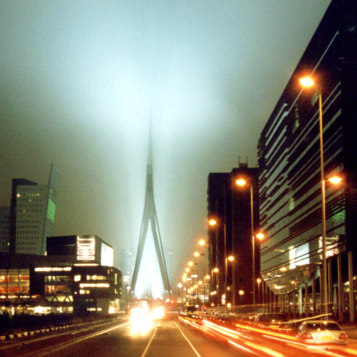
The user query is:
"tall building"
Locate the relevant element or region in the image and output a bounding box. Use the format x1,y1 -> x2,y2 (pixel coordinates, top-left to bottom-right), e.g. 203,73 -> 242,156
258,0 -> 356,320
7,165 -> 59,256
207,164 -> 260,307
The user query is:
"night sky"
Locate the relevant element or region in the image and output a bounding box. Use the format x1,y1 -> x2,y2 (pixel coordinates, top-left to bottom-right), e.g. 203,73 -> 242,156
0,0 -> 331,296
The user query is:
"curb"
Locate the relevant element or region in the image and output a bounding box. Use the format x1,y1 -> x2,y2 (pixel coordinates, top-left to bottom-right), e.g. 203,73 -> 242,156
0,317 -> 118,341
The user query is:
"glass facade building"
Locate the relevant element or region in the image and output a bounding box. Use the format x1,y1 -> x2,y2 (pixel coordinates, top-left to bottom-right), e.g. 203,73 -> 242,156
7,165 -> 59,256
258,0 -> 356,319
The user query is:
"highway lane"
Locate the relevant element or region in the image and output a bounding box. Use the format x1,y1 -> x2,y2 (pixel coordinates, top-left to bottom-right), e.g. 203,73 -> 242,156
45,314 -> 243,357
2,313 -> 357,357
0,314 -> 247,357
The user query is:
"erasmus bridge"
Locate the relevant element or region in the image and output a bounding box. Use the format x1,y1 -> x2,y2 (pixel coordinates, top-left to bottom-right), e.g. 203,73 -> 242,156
130,134 -> 171,298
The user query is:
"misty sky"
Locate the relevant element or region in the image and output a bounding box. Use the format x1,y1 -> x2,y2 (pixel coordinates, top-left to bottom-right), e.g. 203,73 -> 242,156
0,0 -> 331,295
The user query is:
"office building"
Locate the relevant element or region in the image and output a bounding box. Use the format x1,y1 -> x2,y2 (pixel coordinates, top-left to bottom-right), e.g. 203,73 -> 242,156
258,0 -> 356,320
7,165 -> 59,256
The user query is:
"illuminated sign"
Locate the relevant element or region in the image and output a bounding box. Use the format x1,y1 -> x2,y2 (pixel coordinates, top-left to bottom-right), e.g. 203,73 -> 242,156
101,243 -> 113,267
77,237 -> 96,261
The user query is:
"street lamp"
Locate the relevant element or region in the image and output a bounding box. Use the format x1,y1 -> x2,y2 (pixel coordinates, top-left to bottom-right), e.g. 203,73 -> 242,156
178,283 -> 182,305
194,251 -> 206,305
204,274 -> 210,304
225,255 -> 234,306
211,267 -> 219,306
236,177 -> 258,305
300,76 -> 327,314
208,218 -> 217,227
257,278 -> 262,304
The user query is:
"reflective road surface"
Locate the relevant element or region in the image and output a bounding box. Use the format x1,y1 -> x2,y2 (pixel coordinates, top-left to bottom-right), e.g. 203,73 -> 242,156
1,313 -> 357,357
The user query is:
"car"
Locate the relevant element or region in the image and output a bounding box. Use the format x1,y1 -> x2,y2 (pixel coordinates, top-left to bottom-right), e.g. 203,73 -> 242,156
296,320 -> 348,345
236,313 -> 258,326
253,313 -> 288,329
181,305 -> 201,318
277,320 -> 303,336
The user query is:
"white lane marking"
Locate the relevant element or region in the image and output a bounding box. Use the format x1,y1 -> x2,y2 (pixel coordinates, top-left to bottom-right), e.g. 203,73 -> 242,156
140,327 -> 158,357
174,321 -> 202,357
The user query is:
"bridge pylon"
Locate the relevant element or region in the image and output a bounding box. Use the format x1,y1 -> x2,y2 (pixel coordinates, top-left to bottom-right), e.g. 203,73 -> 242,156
130,137 -> 171,298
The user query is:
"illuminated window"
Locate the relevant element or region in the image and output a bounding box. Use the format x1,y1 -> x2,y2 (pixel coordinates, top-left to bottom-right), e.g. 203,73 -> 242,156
86,275 -> 106,281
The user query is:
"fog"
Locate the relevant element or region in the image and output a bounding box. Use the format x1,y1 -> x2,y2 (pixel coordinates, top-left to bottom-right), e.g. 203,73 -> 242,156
0,0 -> 331,296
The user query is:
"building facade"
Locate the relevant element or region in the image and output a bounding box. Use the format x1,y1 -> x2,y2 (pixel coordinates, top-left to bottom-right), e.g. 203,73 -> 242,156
6,165 -> 59,257
0,235 -> 122,316
258,0 -> 356,320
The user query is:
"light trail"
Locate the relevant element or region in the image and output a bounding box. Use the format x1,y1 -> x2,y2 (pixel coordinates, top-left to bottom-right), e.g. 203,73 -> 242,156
228,340 -> 259,355
244,340 -> 286,357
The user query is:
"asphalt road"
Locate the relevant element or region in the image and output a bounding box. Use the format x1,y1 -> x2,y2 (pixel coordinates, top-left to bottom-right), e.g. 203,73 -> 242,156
1,313 -> 357,357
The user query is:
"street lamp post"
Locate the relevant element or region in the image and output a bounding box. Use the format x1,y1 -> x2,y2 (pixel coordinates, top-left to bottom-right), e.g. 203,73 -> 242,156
178,283 -> 182,305
250,185 -> 255,305
300,77 -> 327,315
236,178 -> 265,306
257,278 -> 261,305
225,255 -> 234,306
194,251 -> 206,305
188,261 -> 199,304
211,267 -> 219,306
236,178 -> 257,305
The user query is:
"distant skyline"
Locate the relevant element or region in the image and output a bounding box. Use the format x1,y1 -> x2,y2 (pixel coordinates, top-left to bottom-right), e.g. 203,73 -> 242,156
0,0 -> 331,291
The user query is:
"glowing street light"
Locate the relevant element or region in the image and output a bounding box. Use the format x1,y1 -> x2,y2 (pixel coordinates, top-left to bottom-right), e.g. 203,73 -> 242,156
225,255 -> 235,306
328,176 -> 343,185
299,77 -> 315,87
208,218 -> 217,227
299,77 -> 344,315
300,75 -> 327,314
256,232 -> 265,241
257,278 -> 262,304
235,177 -> 259,305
